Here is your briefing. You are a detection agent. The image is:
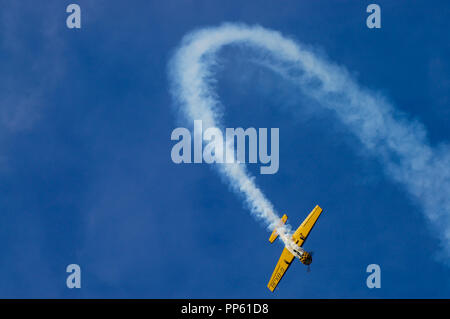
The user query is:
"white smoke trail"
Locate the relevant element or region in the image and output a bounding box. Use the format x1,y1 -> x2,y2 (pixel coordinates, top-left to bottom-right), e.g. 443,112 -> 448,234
168,23 -> 450,258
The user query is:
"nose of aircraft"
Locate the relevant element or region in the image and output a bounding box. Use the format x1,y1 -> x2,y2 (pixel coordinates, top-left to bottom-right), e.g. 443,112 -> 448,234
301,252 -> 313,265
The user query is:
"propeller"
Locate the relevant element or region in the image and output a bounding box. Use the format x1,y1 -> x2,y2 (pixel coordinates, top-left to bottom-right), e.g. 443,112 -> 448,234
306,251 -> 314,273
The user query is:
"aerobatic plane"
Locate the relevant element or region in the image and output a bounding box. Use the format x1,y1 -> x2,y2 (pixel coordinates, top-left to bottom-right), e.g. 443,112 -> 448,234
267,205 -> 324,292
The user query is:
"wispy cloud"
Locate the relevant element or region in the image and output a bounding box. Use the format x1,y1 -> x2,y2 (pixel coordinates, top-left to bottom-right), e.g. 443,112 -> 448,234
0,2 -> 66,132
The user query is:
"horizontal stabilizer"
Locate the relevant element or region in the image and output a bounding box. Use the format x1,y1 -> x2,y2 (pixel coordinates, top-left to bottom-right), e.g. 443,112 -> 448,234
269,214 -> 288,243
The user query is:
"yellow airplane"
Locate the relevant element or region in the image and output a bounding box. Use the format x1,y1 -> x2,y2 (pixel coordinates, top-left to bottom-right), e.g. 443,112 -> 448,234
267,205 -> 323,292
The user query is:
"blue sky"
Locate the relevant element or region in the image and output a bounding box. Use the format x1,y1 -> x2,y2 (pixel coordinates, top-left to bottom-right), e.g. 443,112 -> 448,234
0,0 -> 449,298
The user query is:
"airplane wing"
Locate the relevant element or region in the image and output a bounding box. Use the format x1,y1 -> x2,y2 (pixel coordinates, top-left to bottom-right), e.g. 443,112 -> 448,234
292,205 -> 323,247
267,247 -> 295,292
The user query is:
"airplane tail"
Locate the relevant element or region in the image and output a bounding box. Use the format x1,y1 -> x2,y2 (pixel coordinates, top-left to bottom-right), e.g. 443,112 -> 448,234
269,214 -> 288,243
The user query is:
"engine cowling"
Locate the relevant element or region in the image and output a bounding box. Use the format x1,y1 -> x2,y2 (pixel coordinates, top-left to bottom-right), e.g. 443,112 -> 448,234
300,251 -> 312,265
